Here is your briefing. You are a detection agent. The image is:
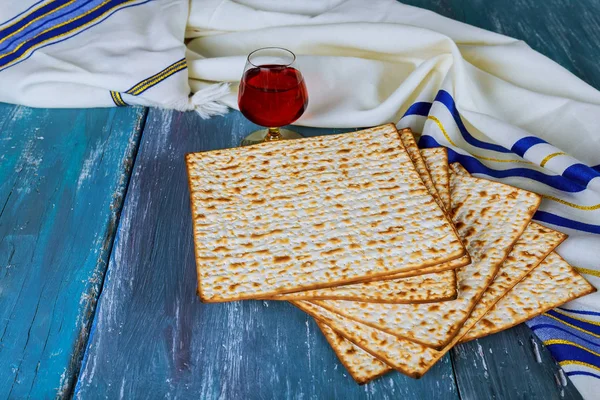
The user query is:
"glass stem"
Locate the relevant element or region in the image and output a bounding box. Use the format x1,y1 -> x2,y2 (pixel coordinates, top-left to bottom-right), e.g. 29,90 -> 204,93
265,127 -> 282,141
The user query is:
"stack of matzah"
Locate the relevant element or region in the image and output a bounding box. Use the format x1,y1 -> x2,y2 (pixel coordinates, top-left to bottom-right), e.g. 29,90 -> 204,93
186,124 -> 596,384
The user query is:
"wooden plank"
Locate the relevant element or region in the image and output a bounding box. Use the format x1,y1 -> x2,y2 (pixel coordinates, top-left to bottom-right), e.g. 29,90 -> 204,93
74,109 -> 460,400
0,104 -> 146,398
403,0 -> 600,89
452,325 -> 583,400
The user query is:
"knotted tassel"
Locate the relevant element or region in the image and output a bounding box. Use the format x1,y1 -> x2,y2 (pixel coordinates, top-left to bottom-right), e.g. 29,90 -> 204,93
189,83 -> 231,119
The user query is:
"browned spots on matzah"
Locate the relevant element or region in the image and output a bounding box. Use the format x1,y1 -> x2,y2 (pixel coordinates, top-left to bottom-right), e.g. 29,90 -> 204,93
420,148 -> 451,211
296,167 -> 593,382
462,251 -> 595,342
312,172 -> 541,348
298,203 -> 575,380
268,142 -> 460,304
186,124 -> 466,302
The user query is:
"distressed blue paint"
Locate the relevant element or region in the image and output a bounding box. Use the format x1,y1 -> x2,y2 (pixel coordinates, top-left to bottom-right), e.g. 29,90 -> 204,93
74,109 -> 460,399
0,104 -> 145,398
451,325 -> 583,400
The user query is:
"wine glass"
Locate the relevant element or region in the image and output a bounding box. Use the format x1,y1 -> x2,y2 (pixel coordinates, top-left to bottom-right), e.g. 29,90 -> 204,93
238,47 -> 309,146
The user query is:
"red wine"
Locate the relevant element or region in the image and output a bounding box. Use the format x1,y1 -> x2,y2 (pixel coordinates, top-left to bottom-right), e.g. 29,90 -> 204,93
238,65 -> 308,127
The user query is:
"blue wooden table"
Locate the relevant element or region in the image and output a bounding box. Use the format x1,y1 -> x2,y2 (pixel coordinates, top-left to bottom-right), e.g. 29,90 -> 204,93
1,1 -> 599,398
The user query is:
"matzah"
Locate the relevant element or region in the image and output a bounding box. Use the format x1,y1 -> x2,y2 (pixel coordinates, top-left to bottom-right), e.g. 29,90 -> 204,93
272,271 -> 457,303
336,147 -> 469,280
298,242 -> 590,380
455,222 -> 566,341
399,139 -> 469,273
297,196 -> 570,380
421,148 -> 450,211
269,144 -> 459,304
462,251 -> 596,341
449,164 -> 569,342
296,301 -> 435,379
297,167 -> 592,382
186,124 -> 466,302
318,322 -> 392,384
397,132 -> 470,273
399,128 -> 440,206
313,171 -> 541,348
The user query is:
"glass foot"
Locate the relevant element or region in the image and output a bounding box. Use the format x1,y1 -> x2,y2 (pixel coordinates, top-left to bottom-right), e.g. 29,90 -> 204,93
240,128 -> 303,146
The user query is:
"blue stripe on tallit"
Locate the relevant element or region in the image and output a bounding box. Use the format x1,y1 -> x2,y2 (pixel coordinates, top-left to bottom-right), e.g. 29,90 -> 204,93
405,95 -> 600,188
559,309 -> 600,318
545,343 -> 600,368
419,135 -> 588,192
403,101 -> 432,117
0,0 -> 132,69
0,0 -> 151,71
511,136 -> 548,157
563,163 -> 600,189
0,0 -> 97,53
530,323 -> 600,350
546,310 -> 600,336
528,314 -> 600,387
566,371 -> 600,380
533,211 -> 600,235
0,0 -> 46,27
0,0 -> 71,39
434,90 -> 513,153
124,58 -> 186,95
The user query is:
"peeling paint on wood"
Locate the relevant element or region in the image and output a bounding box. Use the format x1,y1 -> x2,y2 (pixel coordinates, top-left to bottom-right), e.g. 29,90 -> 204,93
0,105 -> 146,398
451,325 -> 582,399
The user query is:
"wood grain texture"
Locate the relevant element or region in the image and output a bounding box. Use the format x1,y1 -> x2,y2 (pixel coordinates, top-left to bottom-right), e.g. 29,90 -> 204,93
0,104 -> 146,398
452,324 -> 582,400
402,0 -> 600,90
74,110 -> 459,399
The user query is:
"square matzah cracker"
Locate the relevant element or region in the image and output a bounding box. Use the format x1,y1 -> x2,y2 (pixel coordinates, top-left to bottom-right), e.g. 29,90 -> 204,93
312,171 -> 541,348
186,124 -> 466,302
269,144 -> 459,304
